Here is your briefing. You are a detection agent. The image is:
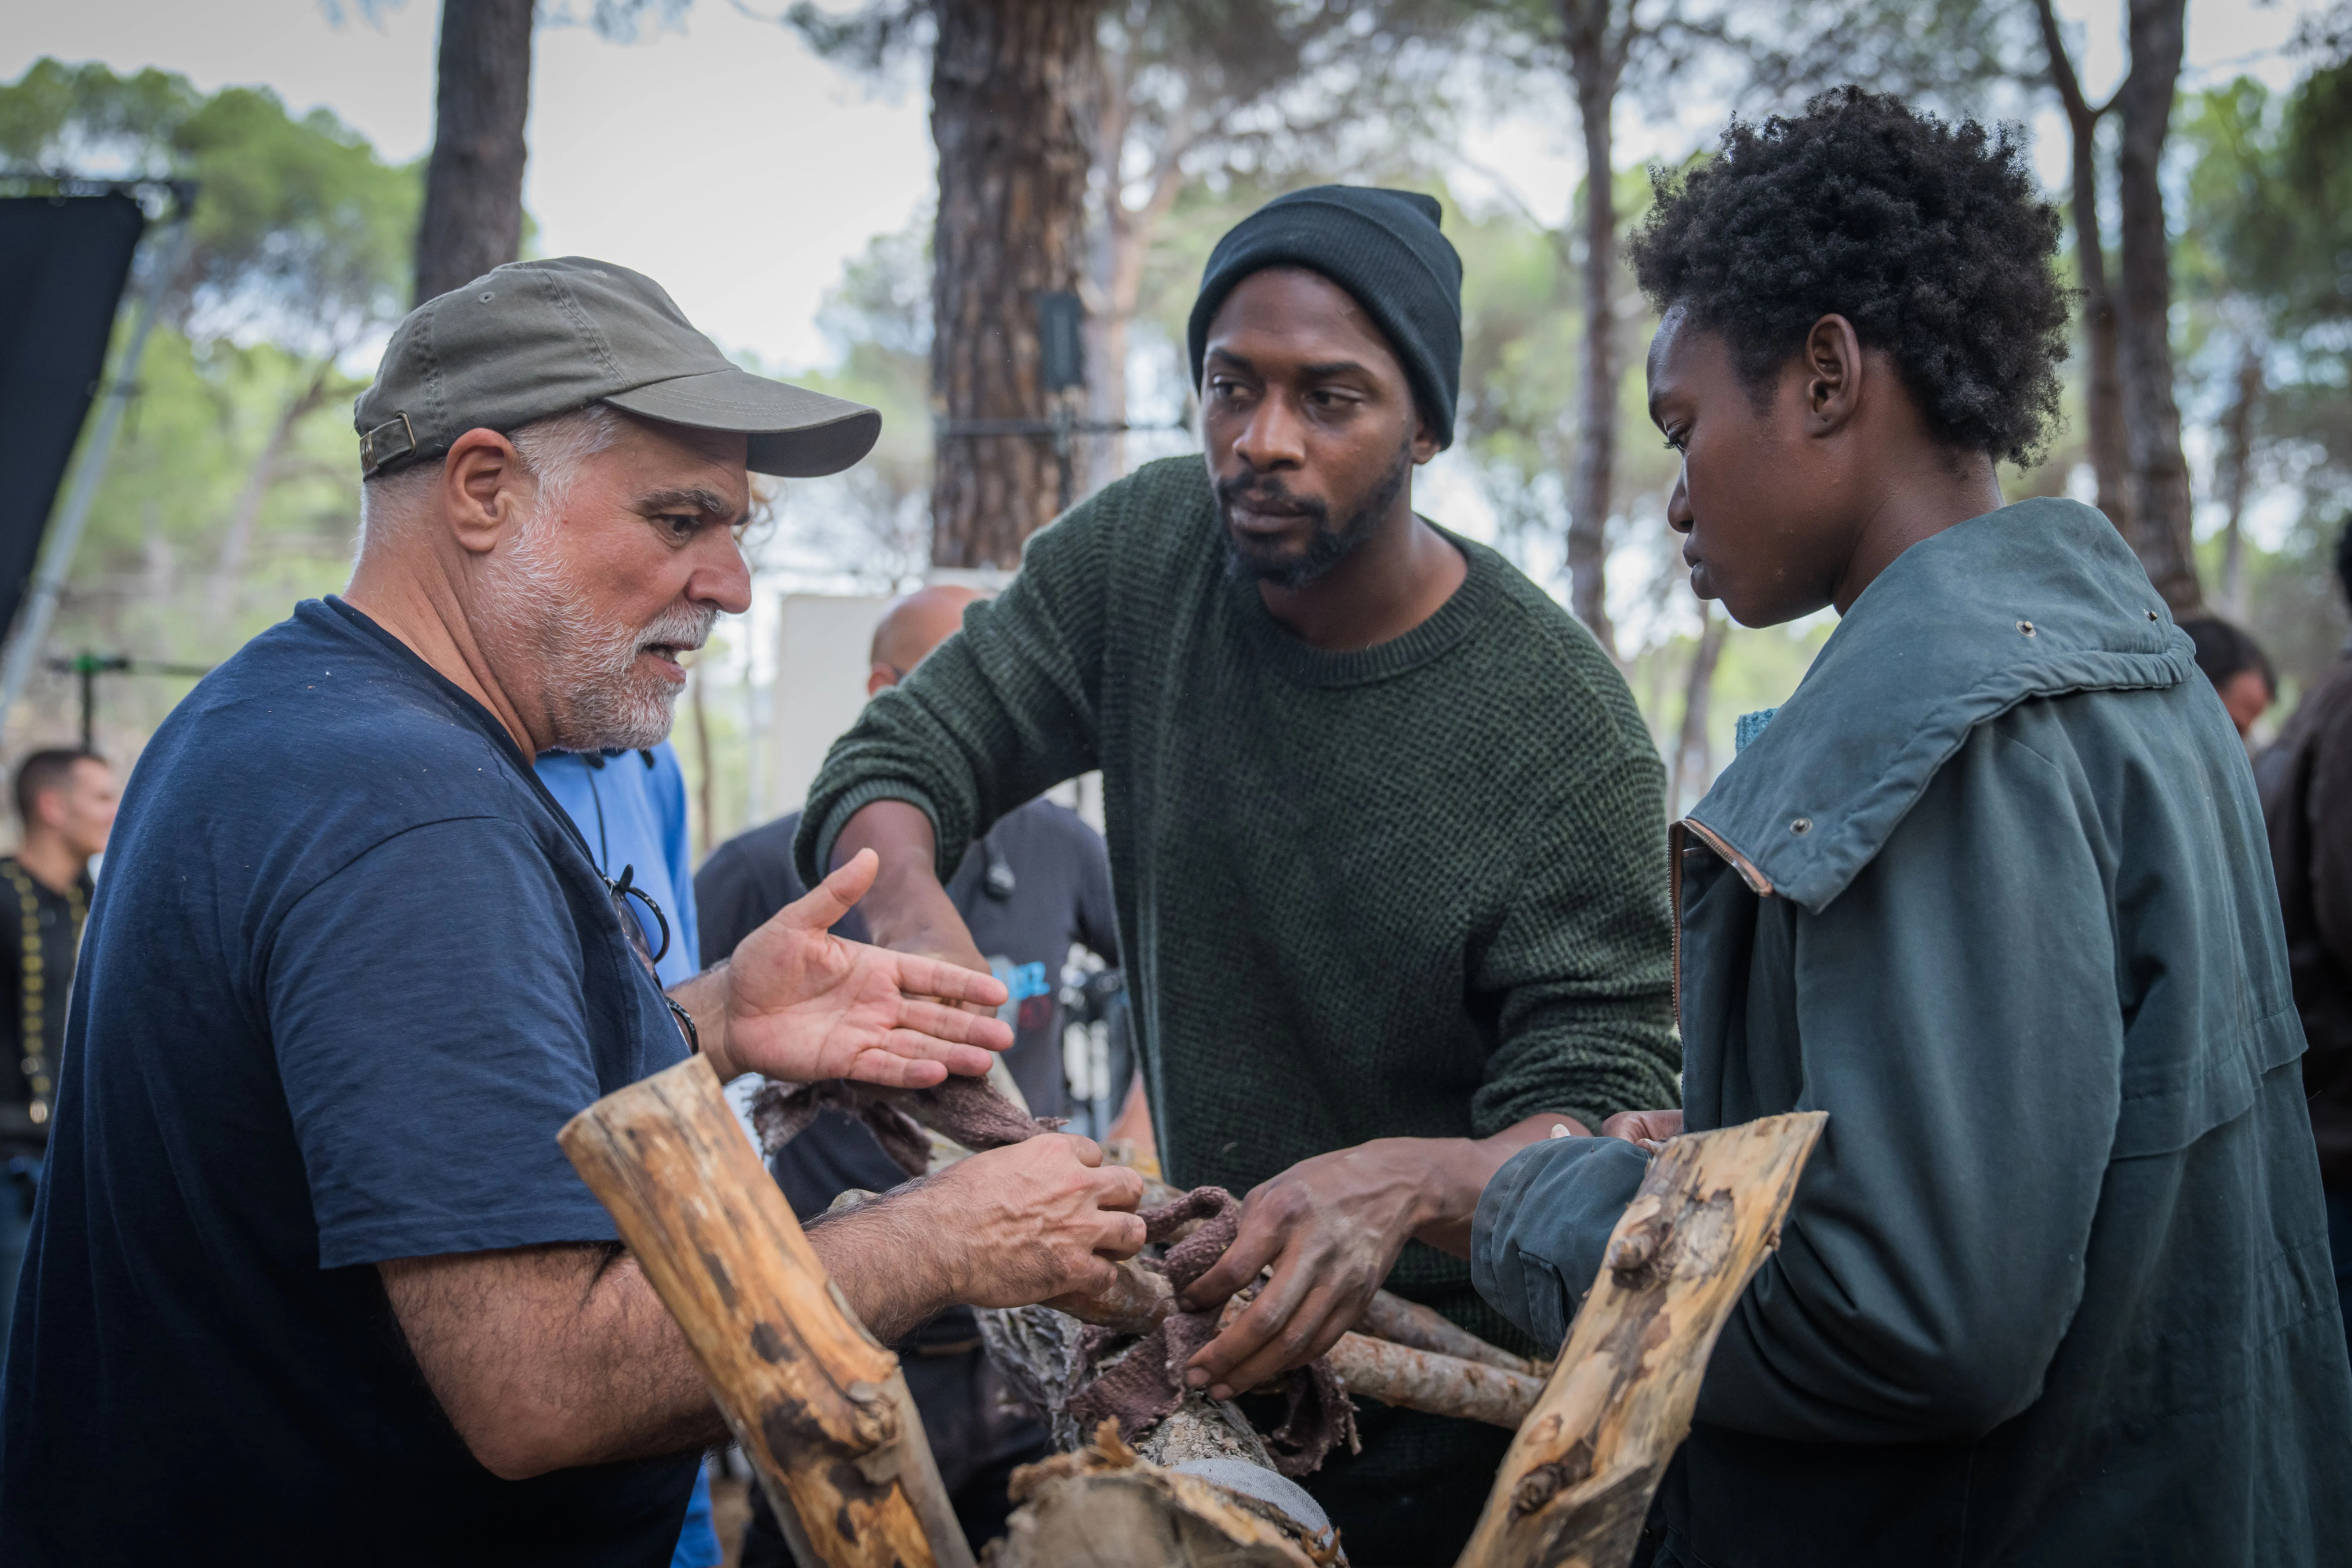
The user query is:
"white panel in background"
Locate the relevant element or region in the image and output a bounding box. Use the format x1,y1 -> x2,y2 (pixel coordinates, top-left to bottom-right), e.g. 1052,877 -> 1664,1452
771,593 -> 891,815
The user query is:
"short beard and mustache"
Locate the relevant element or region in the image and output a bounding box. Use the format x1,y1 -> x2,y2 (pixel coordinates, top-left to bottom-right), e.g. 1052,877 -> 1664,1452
1217,437 -> 1414,591
474,514 -> 715,753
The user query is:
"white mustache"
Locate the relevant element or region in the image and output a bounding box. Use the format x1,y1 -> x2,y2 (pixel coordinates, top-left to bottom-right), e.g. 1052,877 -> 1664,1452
636,604 -> 717,655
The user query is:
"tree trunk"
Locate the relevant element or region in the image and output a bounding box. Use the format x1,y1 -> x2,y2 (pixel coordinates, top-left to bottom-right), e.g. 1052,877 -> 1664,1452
2034,0 -> 2130,536
2114,0 -> 2202,615
1668,604 -> 1727,811
2216,339 -> 2262,618
415,0 -> 534,304
930,0 -> 1102,569
560,1057 -> 975,1568
1456,1112 -> 1828,1568
1562,2 -> 1623,662
208,361 -> 336,622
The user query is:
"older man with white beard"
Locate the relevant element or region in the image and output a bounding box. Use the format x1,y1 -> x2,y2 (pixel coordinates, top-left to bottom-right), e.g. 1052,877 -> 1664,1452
0,259 -> 1148,1568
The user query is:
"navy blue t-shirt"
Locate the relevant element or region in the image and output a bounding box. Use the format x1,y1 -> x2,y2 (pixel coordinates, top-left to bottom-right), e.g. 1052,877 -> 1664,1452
0,599 -> 696,1565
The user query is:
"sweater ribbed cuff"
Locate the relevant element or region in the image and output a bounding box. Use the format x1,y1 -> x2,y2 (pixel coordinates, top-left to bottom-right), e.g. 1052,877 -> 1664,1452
809,780 -> 945,884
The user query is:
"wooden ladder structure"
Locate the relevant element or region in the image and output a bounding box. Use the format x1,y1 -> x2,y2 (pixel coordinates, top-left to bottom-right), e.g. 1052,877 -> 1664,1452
562,1055 -> 1823,1568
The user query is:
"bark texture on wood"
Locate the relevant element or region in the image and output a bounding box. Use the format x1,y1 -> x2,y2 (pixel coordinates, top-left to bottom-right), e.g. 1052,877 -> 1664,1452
1561,0 -> 1628,662
1455,1112 -> 1828,1568
2114,0 -> 2202,615
2034,0 -> 2130,539
415,0 -> 533,304
2216,339 -> 2263,617
1354,1290 -> 1545,1379
930,0 -> 1101,568
992,1423 -> 1340,1568
1323,1333 -> 1540,1430
559,1056 -> 974,1568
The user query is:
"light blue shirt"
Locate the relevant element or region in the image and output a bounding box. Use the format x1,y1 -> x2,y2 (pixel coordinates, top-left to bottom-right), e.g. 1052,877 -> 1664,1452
533,746 -> 701,989
532,742 -> 717,1566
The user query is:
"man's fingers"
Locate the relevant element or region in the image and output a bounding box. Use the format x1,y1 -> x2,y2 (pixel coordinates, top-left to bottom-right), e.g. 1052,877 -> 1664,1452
843,1050 -> 951,1089
781,848 -> 880,932
871,1033 -> 998,1079
1092,1163 -> 1145,1209
1214,1287 -> 1352,1397
1177,1222 -> 1283,1310
1186,1245 -> 1313,1389
893,999 -> 1014,1052
1191,1282 -> 1346,1399
1094,1210 -> 1148,1259
1062,1253 -> 1119,1298
1599,1109 -> 1683,1145
893,952 -> 1009,1010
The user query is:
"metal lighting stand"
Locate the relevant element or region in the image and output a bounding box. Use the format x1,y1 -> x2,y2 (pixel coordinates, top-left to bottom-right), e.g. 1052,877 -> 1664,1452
48,653 -> 216,750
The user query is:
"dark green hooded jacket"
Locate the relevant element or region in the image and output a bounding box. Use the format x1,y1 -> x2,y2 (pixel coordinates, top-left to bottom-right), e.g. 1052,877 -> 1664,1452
1472,498 -> 2352,1566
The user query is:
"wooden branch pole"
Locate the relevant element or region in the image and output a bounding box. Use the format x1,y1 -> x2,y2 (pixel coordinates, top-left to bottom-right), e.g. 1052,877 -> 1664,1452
560,1057 -> 975,1568
1355,1290 -> 1546,1379
1456,1112 -> 1828,1568
1325,1333 -> 1541,1430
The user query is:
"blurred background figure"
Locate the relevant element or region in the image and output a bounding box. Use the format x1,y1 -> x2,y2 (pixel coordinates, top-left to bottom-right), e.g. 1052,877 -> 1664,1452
0,748 -> 116,1353
2182,615 -> 2278,742
2260,524 -> 2352,1365
534,740 -> 719,1568
696,583 -> 1118,1559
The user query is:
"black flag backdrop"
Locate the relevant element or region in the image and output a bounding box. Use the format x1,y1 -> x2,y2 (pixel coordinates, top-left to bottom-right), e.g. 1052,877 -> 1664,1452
0,194 -> 147,641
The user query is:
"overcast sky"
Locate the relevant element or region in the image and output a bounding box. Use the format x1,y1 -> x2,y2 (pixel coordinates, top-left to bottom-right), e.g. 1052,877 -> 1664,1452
1,0 -> 2325,371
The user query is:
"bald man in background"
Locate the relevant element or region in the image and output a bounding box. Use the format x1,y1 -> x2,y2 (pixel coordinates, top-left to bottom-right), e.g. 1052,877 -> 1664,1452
695,586 -> 1119,1558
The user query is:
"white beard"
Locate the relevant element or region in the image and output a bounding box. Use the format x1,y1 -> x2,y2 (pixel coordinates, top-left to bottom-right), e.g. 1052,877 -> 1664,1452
475,520 -> 717,753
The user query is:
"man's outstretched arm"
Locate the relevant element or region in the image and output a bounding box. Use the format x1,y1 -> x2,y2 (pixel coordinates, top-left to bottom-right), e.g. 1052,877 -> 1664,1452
382,1133 -> 1146,1480
668,847 -> 1012,1084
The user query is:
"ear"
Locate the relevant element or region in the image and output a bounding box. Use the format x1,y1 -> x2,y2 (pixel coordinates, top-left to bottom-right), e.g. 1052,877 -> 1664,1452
866,664 -> 899,698
1800,314 -> 1867,436
1410,411 -> 1442,466
438,427 -> 532,557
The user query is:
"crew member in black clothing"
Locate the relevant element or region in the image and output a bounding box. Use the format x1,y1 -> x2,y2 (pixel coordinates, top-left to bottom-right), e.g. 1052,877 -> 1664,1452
697,584 -> 1118,1558
0,748 -> 117,1348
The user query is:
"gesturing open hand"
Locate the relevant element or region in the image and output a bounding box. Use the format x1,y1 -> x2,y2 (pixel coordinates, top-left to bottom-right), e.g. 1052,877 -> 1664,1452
707,848 -> 1012,1087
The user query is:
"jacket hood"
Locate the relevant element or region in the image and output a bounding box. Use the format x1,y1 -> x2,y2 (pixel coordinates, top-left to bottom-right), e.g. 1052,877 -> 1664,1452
1685,497 -> 2193,913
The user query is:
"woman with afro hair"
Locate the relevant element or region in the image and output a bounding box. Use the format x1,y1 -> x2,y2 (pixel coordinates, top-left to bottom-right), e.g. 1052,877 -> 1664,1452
1458,89 -> 2352,1565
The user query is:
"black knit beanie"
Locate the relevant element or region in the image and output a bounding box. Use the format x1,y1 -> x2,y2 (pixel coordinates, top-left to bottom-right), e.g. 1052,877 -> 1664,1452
1187,186 -> 1464,449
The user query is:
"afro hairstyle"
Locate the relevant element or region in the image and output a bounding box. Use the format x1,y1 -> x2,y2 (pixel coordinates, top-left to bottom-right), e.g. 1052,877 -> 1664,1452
1628,87 -> 2071,467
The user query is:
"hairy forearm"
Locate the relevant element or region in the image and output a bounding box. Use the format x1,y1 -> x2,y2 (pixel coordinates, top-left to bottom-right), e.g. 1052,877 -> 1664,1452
1410,1112 -> 1588,1258
804,1183 -> 961,1346
381,1244 -> 724,1482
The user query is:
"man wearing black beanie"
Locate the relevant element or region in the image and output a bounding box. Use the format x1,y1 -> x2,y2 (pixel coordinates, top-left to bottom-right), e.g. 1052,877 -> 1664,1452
797,186 -> 1677,1561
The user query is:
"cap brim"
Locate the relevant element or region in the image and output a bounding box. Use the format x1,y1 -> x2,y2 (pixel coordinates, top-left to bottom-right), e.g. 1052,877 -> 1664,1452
603,367 -> 881,478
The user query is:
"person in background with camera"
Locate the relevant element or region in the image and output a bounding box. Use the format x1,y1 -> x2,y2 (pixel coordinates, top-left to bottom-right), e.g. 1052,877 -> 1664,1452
0,747 -> 115,1356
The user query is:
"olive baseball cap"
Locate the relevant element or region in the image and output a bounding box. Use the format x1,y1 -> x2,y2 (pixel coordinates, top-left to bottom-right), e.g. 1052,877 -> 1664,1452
353,256 -> 881,480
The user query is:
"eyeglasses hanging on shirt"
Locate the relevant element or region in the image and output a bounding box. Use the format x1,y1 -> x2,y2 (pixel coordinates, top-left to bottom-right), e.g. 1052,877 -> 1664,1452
605,864 -> 702,1056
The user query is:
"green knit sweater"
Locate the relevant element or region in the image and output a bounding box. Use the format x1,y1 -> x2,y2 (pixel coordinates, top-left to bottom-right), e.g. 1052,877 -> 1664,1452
798,456 -> 1678,1341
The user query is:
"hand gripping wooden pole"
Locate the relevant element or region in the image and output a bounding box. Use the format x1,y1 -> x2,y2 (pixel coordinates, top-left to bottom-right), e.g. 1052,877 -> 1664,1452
1455,1112 -> 1828,1568
560,1056 -> 975,1568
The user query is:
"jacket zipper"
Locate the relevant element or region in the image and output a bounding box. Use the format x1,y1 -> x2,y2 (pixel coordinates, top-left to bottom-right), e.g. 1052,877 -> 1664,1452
1669,815 -> 1774,1035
